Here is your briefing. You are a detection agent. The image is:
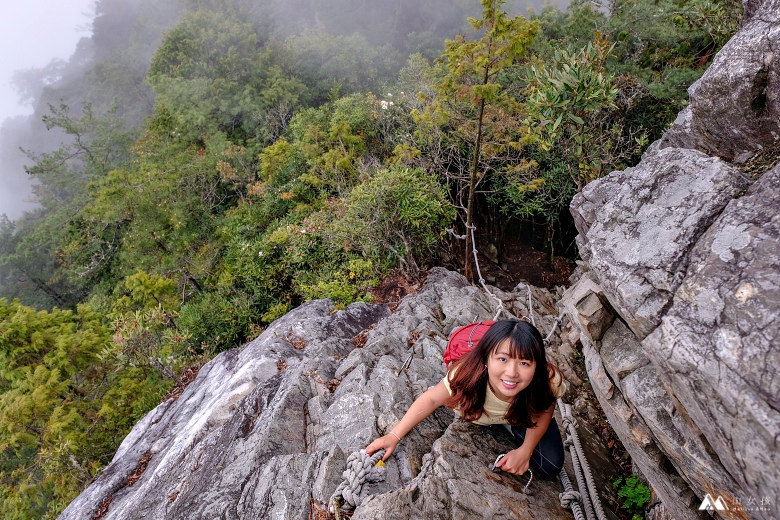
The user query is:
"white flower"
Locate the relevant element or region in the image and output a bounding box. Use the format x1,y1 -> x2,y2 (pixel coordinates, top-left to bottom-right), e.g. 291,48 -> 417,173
258,251 -> 264,257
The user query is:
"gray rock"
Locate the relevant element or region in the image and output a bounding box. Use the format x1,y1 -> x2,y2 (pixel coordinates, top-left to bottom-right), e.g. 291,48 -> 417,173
659,0 -> 780,159
58,299 -> 389,520
572,147 -> 752,340
565,6 -> 780,517
353,421 -> 574,520
582,342 -> 703,520
643,164 -> 780,509
59,268 -> 622,520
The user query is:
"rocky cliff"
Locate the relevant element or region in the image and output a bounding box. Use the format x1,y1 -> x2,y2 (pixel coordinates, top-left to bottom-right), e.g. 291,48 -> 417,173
59,269 -> 620,520
560,0 -> 780,518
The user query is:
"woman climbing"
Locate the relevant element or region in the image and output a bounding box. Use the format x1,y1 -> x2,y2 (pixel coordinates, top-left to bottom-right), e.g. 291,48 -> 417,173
366,318 -> 566,478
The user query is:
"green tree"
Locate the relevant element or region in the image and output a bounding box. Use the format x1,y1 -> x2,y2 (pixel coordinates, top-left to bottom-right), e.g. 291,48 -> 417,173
419,0 -> 538,281
0,299 -> 171,519
148,10 -> 307,144
334,166 -> 455,277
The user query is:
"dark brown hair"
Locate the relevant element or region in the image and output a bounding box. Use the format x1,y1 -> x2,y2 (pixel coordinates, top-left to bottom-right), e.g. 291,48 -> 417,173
445,319 -> 558,427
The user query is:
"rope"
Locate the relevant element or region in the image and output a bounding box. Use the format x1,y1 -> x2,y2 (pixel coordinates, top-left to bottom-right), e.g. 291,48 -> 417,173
558,400 -> 609,520
466,225 -> 507,321
544,315 -> 563,345
489,454 -> 534,494
559,472 -> 586,520
329,449 -> 386,512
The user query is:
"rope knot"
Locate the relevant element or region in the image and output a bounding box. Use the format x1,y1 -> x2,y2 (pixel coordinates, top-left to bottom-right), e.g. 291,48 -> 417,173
559,490 -> 582,509
329,449 -> 386,512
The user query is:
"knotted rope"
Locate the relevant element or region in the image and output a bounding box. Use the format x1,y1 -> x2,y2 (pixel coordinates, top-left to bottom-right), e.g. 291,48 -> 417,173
558,400 -> 609,520
329,449 -> 386,514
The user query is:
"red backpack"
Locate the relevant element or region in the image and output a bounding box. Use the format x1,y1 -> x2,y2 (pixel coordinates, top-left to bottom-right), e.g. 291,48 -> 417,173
443,320 -> 496,366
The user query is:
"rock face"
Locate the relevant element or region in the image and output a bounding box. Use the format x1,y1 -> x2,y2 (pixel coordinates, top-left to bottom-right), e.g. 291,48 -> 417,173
562,2 -> 780,519
59,269 -> 613,520
659,0 -> 780,160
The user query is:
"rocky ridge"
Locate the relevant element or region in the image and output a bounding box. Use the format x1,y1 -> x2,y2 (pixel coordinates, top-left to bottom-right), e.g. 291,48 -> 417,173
560,0 -> 780,518
58,1 -> 780,519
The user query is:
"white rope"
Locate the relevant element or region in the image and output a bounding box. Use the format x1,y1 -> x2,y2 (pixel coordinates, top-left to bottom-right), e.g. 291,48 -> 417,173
329,449 -> 386,512
544,315 -> 563,345
558,400 -> 609,520
448,228 -> 467,240
559,469 -> 586,520
467,225 -> 507,321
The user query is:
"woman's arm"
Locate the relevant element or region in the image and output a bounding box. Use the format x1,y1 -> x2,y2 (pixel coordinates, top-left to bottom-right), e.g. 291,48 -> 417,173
495,404 -> 554,475
366,380 -> 451,461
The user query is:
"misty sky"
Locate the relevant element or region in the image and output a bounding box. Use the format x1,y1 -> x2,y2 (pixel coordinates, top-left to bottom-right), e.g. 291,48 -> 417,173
0,0 -> 95,219
0,0 -> 95,121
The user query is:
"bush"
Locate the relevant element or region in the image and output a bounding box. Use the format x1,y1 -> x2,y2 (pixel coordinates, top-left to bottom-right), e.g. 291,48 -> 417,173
0,299 -> 173,519
334,166 -> 455,276
177,290 -> 259,354
296,258 -> 378,307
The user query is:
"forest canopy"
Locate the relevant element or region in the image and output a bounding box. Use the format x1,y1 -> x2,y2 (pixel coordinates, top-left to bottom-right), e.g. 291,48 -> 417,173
0,0 -> 742,517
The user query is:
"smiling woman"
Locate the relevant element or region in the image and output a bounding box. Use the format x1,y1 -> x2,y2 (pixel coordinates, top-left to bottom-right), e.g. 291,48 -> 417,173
366,318 -> 567,479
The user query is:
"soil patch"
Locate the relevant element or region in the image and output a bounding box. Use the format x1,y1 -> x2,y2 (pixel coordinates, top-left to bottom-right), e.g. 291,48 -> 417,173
475,239 -> 575,291
366,274 -> 421,304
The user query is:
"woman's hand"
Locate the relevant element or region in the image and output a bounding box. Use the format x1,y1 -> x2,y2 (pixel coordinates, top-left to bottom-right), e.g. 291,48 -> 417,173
495,446 -> 532,475
366,432 -> 401,461
366,381 -> 450,462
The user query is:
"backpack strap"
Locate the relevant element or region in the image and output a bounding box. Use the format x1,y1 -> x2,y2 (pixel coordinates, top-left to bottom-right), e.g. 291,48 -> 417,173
468,321 -> 487,347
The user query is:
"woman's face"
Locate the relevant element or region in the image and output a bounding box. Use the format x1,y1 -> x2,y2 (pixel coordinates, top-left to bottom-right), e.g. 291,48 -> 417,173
486,339 -> 536,403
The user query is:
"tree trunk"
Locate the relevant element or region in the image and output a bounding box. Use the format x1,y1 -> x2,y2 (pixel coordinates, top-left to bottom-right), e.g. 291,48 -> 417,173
464,94 -> 487,282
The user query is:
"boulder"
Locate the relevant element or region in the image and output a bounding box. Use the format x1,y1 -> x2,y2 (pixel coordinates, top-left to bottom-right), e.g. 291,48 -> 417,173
659,0 -> 780,159
643,163 -> 780,507
571,147 -> 751,340
564,2 -> 780,516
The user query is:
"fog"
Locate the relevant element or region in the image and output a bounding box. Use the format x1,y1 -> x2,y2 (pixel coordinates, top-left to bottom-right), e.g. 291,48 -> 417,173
0,0 -> 95,219
0,0 -> 569,222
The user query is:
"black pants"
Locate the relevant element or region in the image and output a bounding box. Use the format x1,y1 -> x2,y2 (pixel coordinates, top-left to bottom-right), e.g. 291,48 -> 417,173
511,418 -> 564,478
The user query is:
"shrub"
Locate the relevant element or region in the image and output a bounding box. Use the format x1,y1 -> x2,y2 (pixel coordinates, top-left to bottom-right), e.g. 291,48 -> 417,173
296,258 -> 378,307
334,166 -> 455,276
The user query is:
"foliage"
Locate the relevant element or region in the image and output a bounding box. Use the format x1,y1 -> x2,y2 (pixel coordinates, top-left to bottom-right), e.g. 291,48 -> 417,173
0,299 -> 171,519
524,33 -> 647,193
334,167 -> 455,277
605,0 -> 742,108
176,289 -> 258,355
277,30 -> 402,106
0,1 -> 749,516
110,306 -> 185,381
415,0 -> 538,279
296,258 -> 377,307
613,475 -> 652,518
148,10 -> 307,144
